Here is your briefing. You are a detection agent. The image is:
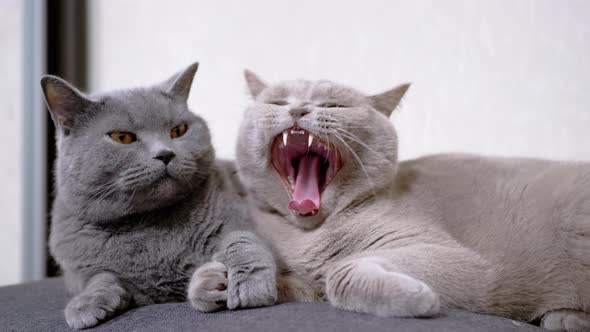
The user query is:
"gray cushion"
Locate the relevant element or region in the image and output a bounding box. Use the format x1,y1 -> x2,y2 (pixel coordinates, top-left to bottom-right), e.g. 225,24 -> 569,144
0,278 -> 542,332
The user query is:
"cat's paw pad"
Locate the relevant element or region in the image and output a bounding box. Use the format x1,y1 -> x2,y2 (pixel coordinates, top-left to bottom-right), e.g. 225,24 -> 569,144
326,256 -> 440,318
65,288 -> 128,329
226,265 -> 277,310
541,309 -> 590,332
188,261 -> 229,312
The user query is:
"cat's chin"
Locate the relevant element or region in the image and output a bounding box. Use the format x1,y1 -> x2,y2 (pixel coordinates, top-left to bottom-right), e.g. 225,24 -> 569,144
130,176 -> 189,206
270,127 -> 343,219
287,211 -> 325,230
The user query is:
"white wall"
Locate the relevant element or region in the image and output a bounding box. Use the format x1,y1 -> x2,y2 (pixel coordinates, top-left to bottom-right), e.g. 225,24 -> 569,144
0,0 -> 23,286
89,0 -> 590,161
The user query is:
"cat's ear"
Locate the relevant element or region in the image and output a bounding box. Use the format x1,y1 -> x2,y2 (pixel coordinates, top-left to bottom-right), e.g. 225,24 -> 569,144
368,83 -> 411,117
40,75 -> 94,129
165,62 -> 199,102
244,69 -> 268,98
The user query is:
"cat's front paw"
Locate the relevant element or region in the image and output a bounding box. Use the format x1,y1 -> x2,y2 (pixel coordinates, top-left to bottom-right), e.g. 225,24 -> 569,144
65,287 -> 129,329
326,256 -> 440,318
188,261 -> 229,312
226,263 -> 277,310
541,309 -> 590,332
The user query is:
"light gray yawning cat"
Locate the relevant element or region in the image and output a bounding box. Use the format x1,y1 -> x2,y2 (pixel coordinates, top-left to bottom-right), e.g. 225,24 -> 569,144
236,71 -> 590,332
41,63 -> 277,329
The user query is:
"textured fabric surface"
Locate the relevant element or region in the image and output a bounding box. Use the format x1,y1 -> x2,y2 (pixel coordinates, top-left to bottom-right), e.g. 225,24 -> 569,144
0,278 -> 542,332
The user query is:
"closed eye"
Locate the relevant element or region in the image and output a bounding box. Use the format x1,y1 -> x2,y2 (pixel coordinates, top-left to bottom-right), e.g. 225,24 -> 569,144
318,102 -> 346,108
267,100 -> 288,106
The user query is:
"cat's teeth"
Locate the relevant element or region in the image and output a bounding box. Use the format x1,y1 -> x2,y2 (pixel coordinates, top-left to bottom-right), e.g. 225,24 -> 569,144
282,131 -> 288,146
308,134 -> 314,147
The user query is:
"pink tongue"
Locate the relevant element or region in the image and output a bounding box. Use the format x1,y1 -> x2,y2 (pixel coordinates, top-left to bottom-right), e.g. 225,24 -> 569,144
289,155 -> 321,216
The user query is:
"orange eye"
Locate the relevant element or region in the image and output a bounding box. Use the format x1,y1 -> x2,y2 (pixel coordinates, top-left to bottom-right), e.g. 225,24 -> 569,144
109,131 -> 136,144
171,124 -> 188,139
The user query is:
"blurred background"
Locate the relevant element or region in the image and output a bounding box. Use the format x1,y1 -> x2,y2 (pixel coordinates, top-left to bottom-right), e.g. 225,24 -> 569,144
1,0 -> 589,286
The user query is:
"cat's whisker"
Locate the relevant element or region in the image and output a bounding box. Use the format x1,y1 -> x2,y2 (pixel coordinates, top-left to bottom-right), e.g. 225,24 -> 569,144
309,131 -> 331,163
121,171 -> 152,187
119,167 -> 154,185
178,164 -> 212,177
332,133 -> 377,196
79,183 -> 119,218
83,180 -> 118,206
178,161 -> 201,169
120,165 -> 149,177
334,128 -> 383,158
120,173 -> 149,186
123,188 -> 138,212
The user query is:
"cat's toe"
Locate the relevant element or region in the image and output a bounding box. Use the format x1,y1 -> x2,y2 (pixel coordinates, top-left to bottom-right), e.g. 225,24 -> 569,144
65,305 -> 106,329
541,309 -> 590,332
65,291 -> 124,329
406,280 -> 440,317
188,261 -> 229,312
226,267 -> 277,310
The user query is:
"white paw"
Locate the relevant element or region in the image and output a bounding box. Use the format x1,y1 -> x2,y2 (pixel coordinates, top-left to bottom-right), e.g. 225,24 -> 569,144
188,261 -> 228,312
326,256 -> 440,318
65,287 -> 128,329
541,309 -> 590,332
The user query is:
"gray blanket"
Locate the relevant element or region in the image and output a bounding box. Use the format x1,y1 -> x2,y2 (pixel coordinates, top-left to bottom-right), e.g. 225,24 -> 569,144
0,278 -> 542,332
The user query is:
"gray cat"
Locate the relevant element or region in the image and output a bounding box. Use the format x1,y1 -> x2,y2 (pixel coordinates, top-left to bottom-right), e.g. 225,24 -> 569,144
41,63 -> 277,329
236,71 -> 590,332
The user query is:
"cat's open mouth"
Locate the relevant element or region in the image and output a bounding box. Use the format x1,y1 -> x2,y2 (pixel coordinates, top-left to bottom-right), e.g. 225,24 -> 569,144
271,127 -> 342,217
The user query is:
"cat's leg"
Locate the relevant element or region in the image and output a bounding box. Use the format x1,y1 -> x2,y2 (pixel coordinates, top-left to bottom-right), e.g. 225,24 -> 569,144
276,270 -> 321,303
540,309 -> 590,332
189,231 -> 277,311
65,272 -> 131,329
325,243 -> 492,317
219,231 -> 278,309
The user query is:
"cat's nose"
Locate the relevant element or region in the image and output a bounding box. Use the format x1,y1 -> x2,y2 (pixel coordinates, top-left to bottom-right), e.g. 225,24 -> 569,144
289,107 -> 310,119
154,150 -> 175,165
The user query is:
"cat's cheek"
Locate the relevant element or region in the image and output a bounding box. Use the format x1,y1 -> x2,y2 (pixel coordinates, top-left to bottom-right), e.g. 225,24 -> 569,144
166,163 -> 200,190
168,167 -> 190,185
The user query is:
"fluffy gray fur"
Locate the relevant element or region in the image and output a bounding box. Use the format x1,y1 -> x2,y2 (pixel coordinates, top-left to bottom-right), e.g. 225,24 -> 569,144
236,71 -> 590,332
41,63 -> 277,329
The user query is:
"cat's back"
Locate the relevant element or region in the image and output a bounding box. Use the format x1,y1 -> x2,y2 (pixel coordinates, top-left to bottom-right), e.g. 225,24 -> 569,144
398,153 -> 590,200
394,153 -> 590,261
398,153 -> 573,182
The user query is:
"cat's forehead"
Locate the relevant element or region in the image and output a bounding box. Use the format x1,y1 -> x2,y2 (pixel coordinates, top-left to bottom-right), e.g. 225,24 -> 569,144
263,79 -> 365,102
96,88 -> 185,128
